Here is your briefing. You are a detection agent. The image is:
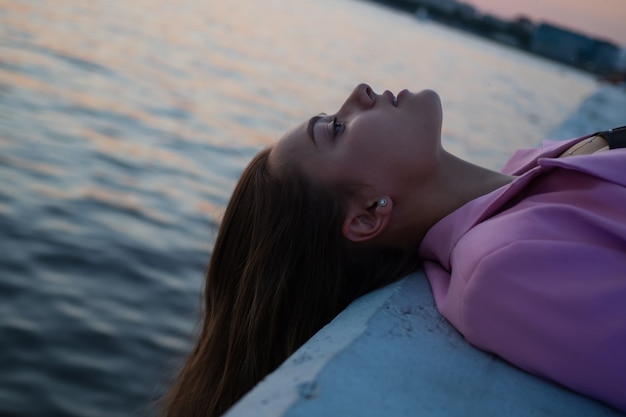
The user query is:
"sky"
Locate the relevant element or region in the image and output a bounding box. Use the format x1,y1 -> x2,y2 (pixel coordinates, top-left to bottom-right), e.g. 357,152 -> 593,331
469,0 -> 626,47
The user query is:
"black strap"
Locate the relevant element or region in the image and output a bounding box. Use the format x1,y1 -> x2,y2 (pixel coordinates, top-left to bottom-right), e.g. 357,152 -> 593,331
597,126 -> 626,150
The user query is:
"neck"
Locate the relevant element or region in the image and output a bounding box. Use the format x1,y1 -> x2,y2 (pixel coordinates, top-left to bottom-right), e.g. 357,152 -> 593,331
392,150 -> 515,248
437,150 -> 515,211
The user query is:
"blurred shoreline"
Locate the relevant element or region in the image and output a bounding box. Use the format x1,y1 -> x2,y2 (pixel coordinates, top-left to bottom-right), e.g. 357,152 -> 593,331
363,0 -> 625,78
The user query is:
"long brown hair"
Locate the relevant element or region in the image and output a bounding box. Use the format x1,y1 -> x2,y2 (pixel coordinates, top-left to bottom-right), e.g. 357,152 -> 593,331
163,148 -> 418,417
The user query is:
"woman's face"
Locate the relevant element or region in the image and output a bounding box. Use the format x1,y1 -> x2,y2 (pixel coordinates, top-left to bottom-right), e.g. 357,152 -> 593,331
269,83 -> 443,197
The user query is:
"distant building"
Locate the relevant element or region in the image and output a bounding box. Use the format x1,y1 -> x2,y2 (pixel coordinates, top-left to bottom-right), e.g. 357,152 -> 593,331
482,14 -> 508,31
512,16 -> 535,34
413,0 -> 458,14
616,49 -> 626,71
531,23 -> 619,74
531,23 -> 592,63
455,3 -> 477,19
588,40 -> 620,74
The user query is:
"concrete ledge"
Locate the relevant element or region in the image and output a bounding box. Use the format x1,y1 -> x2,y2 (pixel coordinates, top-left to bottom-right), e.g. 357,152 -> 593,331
226,271 -> 622,416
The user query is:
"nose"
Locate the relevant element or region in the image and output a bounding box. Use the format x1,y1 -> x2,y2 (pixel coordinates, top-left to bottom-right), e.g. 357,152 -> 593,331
338,83 -> 375,115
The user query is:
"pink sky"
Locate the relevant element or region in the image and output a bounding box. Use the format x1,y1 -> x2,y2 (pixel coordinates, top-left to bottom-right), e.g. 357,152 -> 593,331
469,0 -> 626,46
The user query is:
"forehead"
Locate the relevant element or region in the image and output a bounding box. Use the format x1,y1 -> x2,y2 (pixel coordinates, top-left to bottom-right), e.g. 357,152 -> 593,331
268,120 -> 316,171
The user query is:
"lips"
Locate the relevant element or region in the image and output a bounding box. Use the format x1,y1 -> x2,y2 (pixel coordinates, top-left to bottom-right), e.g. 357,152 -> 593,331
396,89 -> 411,107
383,90 -> 398,107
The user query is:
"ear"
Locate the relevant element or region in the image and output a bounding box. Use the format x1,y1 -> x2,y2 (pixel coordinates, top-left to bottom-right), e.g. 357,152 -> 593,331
342,197 -> 392,243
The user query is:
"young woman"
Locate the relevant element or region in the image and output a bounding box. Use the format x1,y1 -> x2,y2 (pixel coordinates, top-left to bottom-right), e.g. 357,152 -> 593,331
164,84 -> 626,416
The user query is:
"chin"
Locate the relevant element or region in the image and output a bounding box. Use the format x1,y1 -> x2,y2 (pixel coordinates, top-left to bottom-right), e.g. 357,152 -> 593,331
418,88 -> 440,102
409,89 -> 442,120
422,89 -> 443,121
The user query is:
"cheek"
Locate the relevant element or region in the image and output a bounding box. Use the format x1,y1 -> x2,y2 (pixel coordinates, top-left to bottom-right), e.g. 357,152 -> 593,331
363,113 -> 419,147
315,151 -> 370,186
342,124 -> 407,171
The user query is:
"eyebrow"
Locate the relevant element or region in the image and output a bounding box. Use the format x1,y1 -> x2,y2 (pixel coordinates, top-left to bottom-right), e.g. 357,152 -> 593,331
306,114 -> 325,146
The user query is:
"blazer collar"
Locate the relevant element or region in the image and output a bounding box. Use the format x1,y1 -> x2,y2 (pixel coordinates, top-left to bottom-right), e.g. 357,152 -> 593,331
419,134 -> 626,270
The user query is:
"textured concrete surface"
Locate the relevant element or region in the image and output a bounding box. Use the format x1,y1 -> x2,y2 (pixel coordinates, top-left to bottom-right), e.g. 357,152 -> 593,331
226,271 -> 623,417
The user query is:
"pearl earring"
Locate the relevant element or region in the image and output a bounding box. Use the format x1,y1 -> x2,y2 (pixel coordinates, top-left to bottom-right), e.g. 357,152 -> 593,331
378,198 -> 388,207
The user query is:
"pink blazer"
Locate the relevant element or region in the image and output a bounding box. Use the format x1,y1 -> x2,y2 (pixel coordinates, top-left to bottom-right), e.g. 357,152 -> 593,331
419,135 -> 626,412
